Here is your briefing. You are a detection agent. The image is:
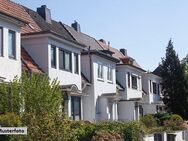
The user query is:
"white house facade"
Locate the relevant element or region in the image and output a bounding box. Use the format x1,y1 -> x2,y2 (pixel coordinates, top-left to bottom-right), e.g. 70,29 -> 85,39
81,50 -> 119,121
0,11 -> 26,82
142,72 -> 164,115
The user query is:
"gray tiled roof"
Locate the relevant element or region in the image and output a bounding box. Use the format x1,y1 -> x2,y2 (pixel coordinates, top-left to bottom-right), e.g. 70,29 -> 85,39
63,24 -> 102,50
23,6 -> 76,43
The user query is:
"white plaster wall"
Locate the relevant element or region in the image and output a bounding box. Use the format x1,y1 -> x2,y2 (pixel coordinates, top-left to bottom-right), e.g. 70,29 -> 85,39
0,20 -> 21,81
82,85 -> 96,121
185,130 -> 188,141
142,104 -> 157,115
118,101 -> 135,121
81,55 -> 91,82
116,65 -> 143,100
144,134 -> 154,141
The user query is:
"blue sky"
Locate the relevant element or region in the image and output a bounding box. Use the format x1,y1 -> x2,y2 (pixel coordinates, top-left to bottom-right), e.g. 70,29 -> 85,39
13,0 -> 188,71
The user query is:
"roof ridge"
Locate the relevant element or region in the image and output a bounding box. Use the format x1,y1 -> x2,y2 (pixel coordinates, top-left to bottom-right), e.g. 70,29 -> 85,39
59,22 -> 77,42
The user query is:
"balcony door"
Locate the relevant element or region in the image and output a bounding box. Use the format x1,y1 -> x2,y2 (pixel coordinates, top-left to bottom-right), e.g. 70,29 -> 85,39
71,96 -> 81,120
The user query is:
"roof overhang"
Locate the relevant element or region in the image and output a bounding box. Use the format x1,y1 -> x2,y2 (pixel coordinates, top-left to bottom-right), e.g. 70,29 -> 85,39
0,12 -> 28,27
117,63 -> 146,72
21,31 -> 86,50
82,50 -> 119,63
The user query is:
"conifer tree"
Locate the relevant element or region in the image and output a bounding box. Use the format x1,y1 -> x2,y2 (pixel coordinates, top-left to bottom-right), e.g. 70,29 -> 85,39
160,40 -> 188,119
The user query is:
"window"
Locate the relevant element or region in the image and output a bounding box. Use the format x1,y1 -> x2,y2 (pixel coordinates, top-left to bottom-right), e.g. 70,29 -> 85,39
150,80 -> 152,93
153,82 -> 157,94
0,27 -> 3,56
97,64 -> 103,79
107,67 -> 113,81
71,96 -> 81,120
59,49 -> 72,72
154,134 -> 162,141
51,45 -> 56,68
74,53 -> 79,74
157,84 -> 160,95
8,30 -> 16,59
59,49 -> 63,69
131,75 -> 137,89
128,72 -> 130,88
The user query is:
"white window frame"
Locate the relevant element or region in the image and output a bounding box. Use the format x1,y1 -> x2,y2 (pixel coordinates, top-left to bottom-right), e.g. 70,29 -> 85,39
107,67 -> 113,82
97,63 -> 103,80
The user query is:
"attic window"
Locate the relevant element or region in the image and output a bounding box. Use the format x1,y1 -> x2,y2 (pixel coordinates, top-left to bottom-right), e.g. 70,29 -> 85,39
28,24 -> 35,30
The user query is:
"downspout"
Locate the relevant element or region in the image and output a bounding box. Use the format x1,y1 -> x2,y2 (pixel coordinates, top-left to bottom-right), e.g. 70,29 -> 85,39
88,46 -> 92,83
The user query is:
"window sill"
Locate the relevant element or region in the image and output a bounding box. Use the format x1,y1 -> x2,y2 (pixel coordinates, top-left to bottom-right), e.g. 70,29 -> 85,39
107,80 -> 113,84
97,78 -> 104,82
59,68 -> 72,73
9,56 -> 16,60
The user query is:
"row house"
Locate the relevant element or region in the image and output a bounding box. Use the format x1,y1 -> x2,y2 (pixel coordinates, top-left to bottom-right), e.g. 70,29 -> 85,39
0,0 -> 164,121
64,22 -> 120,121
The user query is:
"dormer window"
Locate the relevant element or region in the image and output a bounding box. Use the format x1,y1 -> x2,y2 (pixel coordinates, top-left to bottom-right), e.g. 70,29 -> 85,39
8,30 -> 16,59
0,27 -> 3,56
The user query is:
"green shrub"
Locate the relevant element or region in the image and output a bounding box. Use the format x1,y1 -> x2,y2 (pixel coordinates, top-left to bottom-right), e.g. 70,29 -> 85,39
140,114 -> 157,128
122,121 -> 145,141
69,121 -> 96,141
154,112 -> 171,125
0,113 -> 23,141
21,113 -> 72,141
163,114 -> 185,131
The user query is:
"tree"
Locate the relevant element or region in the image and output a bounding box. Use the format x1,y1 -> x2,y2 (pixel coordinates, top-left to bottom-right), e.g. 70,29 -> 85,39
160,39 -> 188,119
0,72 -> 62,116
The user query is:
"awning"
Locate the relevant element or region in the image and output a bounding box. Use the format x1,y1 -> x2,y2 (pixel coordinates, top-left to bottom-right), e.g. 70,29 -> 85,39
60,84 -> 85,96
101,93 -> 120,100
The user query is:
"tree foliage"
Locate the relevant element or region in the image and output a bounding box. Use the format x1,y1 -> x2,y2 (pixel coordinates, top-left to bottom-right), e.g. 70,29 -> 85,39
160,40 -> 188,119
0,72 -> 62,116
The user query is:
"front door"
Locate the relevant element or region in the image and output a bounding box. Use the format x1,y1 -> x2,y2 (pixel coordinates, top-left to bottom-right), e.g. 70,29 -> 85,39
71,96 -> 81,120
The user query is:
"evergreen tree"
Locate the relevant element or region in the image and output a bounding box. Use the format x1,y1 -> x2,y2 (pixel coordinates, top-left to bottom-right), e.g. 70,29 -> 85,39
160,40 -> 188,119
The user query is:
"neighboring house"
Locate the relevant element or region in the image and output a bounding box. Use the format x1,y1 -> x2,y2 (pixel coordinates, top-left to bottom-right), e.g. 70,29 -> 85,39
0,1 -> 27,82
64,22 -> 120,121
18,5 -> 86,120
142,72 -> 164,115
116,54 -> 146,121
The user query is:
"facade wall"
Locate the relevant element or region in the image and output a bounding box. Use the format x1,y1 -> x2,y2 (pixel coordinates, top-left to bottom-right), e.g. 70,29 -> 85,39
82,54 -> 117,121
118,101 -> 136,121
0,20 -> 21,81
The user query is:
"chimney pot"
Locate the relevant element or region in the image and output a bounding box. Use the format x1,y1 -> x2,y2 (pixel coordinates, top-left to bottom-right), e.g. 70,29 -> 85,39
71,21 -> 81,32
120,48 -> 127,56
99,39 -> 106,44
37,5 -> 52,24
